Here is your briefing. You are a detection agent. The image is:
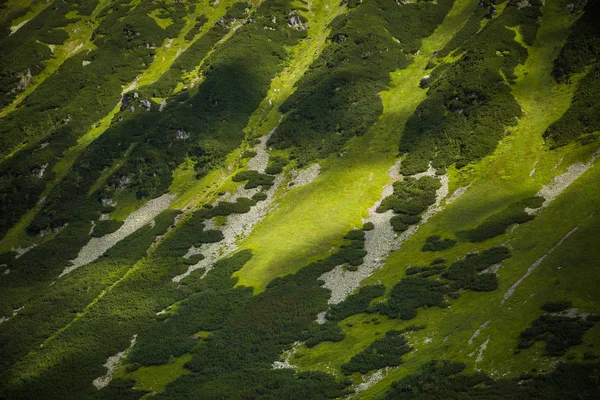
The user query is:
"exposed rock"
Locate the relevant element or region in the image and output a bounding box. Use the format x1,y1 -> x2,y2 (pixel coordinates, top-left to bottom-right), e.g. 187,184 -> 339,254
287,12 -> 307,31
288,164 -> 320,188
272,342 -> 301,370
321,163 -> 449,304
528,149 -> 600,214
92,335 -> 137,389
82,60 -> 91,66
354,369 -> 389,394
34,163 -> 48,178
445,184 -> 470,205
517,0 -> 531,8
61,194 -> 174,277
101,198 -> 117,208
116,175 -> 131,191
13,244 -> 37,259
176,129 -> 190,140
140,98 -> 151,111
468,320 -> 490,345
17,69 -> 32,91
501,227 -> 579,305
159,99 -> 168,112
315,311 -> 327,324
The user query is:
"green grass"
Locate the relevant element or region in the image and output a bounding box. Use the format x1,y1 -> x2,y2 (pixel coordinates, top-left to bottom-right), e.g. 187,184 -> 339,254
115,354 -> 193,393
0,0 -> 110,119
233,0 -> 478,292
168,0 -> 346,214
131,0 -> 243,91
292,1 -> 600,397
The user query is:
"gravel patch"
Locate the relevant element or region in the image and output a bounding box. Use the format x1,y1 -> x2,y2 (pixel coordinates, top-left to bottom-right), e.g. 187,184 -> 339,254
60,194 -> 174,278
288,164 -> 321,188
475,337 -> 489,363
0,306 -> 24,325
527,149 -> 600,214
173,130 -> 292,282
529,161 -> 538,177
93,334 -> 137,389
13,244 -> 37,259
321,163 -> 449,304
501,227 -> 578,305
468,320 -> 490,345
246,134 -> 272,173
445,184 -> 470,205
315,311 -> 327,324
353,368 -> 389,394
271,341 -> 301,370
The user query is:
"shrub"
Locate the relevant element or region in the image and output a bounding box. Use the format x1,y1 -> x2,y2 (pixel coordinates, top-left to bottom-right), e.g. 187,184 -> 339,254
90,220 -> 124,238
421,235 -> 457,252
341,330 -> 412,374
327,284 -> 385,321
542,300 -> 573,313
362,222 -> 375,231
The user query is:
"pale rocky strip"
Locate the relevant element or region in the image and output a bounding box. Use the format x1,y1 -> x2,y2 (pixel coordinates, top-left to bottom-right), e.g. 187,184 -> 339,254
174,175 -> 284,282
12,244 -> 37,259
354,368 -> 389,395
321,163 -> 449,304
475,337 -> 489,363
527,148 -> 600,214
468,320 -> 490,345
246,133 -> 272,173
173,133 -> 281,282
288,163 -> 321,188
93,335 -> 137,389
60,194 -> 174,278
0,306 -> 24,325
445,184 -> 470,205
271,341 -> 301,370
501,227 -> 579,305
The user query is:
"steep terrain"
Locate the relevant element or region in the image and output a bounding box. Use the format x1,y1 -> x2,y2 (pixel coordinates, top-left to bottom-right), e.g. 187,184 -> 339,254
0,0 -> 599,399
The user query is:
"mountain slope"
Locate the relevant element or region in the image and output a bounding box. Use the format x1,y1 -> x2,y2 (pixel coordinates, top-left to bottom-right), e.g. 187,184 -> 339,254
0,0 -> 599,398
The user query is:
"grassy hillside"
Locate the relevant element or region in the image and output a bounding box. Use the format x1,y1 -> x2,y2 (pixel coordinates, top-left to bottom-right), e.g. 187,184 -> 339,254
0,0 -> 599,399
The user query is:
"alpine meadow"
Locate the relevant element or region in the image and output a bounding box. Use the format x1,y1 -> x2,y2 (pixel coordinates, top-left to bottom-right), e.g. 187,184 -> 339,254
0,0 -> 599,399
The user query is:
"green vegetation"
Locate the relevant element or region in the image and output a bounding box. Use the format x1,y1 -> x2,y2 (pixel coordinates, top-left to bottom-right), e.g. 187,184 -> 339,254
327,284 -> 385,321
518,303 -> 599,356
90,220 -> 124,238
377,176 -> 440,232
551,0 -> 600,82
233,170 -> 276,188
341,330 -> 412,375
270,0 -> 454,165
376,247 -> 510,319
1,0 -> 600,398
265,156 -> 288,175
400,0 -> 543,174
458,196 -> 544,242
385,360 -> 600,399
421,235 -> 457,251
545,0 -> 600,147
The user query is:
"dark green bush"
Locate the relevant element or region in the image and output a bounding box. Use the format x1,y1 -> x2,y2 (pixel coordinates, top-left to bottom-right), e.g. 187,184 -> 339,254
518,314 -> 597,356
233,170 -> 276,189
341,330 -> 412,374
265,156 -> 288,175
458,197 -> 543,242
421,235 -> 457,252
542,300 -> 573,313
90,220 -> 124,238
269,0 -> 454,165
327,284 -> 385,321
